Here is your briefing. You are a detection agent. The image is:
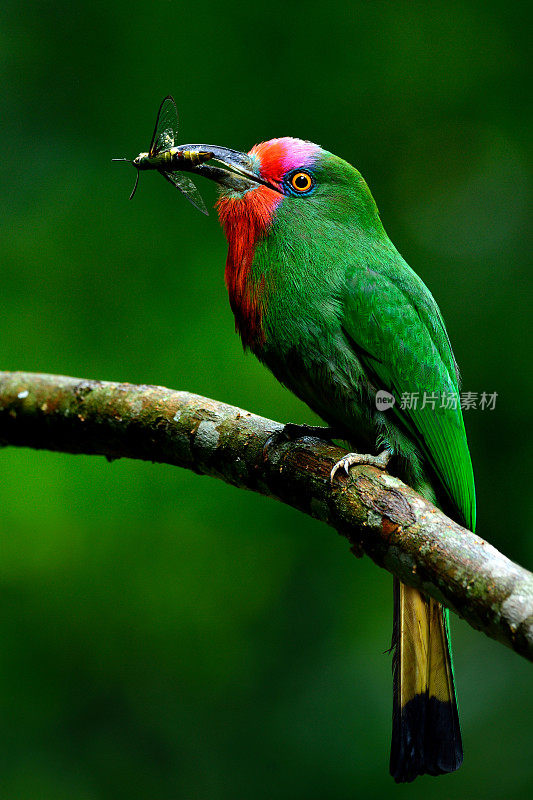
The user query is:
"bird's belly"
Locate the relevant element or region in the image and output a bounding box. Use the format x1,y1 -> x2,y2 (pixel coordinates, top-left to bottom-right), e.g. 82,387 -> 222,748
256,335 -> 377,450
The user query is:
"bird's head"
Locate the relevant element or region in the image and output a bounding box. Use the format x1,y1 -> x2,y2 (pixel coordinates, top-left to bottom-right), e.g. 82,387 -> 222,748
177,136 -> 386,346
179,137 -> 383,238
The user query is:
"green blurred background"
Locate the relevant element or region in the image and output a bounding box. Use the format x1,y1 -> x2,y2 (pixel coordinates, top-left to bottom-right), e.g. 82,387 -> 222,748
1,2 -> 531,798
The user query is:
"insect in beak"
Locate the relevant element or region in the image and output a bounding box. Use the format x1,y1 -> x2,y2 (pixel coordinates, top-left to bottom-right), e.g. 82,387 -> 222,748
112,97 -> 212,214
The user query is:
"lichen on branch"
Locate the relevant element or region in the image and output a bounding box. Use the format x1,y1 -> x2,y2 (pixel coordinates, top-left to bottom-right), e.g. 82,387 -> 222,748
1,370 -> 532,662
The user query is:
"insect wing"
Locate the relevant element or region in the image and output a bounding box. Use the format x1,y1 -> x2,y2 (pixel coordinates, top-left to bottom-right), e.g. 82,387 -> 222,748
149,95 -> 179,156
160,170 -> 209,216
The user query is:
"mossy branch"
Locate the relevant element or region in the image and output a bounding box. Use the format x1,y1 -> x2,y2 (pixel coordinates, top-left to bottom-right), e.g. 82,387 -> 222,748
1,370 -> 532,662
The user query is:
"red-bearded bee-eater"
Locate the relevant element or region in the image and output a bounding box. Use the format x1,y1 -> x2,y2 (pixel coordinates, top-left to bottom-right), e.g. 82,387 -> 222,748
142,129 -> 476,781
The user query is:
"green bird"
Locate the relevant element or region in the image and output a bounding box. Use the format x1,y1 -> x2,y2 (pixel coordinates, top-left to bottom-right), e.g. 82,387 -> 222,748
168,133 -> 475,781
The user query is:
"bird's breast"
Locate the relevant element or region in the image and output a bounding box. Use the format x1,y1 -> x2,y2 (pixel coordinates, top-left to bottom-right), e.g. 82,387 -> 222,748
216,186 -> 282,347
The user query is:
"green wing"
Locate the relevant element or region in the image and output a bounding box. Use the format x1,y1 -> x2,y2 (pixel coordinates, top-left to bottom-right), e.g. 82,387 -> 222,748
342,261 -> 476,531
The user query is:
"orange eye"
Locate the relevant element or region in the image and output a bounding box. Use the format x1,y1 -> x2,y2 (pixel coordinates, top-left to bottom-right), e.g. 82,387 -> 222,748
290,171 -> 313,193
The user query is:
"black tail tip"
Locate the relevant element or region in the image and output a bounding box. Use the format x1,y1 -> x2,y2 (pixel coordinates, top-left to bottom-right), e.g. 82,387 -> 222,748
390,694 -> 463,783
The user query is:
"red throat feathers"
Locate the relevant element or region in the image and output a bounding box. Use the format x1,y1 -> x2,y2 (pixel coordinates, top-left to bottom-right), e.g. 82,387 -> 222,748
216,185 -> 281,347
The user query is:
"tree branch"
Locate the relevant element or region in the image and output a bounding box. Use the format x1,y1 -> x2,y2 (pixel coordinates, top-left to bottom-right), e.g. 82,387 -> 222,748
1,370 -> 532,662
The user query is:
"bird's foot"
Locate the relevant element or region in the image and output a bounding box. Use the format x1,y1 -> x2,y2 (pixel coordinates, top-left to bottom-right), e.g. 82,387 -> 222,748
282,423 -> 340,441
263,423 -> 339,460
330,449 -> 392,483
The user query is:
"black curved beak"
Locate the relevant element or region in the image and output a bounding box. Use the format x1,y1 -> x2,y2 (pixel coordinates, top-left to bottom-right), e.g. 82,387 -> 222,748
176,144 -> 281,194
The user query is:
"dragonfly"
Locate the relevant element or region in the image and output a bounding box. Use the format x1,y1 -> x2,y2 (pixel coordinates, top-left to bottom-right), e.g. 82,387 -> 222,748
113,96 -> 213,214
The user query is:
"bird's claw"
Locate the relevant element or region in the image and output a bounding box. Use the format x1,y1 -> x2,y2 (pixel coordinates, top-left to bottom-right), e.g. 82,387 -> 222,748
262,428 -> 288,460
330,449 -> 392,483
264,423 -> 339,461
282,423 -> 339,441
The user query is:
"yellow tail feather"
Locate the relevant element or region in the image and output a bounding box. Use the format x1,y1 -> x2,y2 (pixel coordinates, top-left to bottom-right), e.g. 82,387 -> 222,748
390,580 -> 462,782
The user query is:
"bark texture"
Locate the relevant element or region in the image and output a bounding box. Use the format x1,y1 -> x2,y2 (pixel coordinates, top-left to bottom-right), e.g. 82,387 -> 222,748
1,370 -> 532,662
